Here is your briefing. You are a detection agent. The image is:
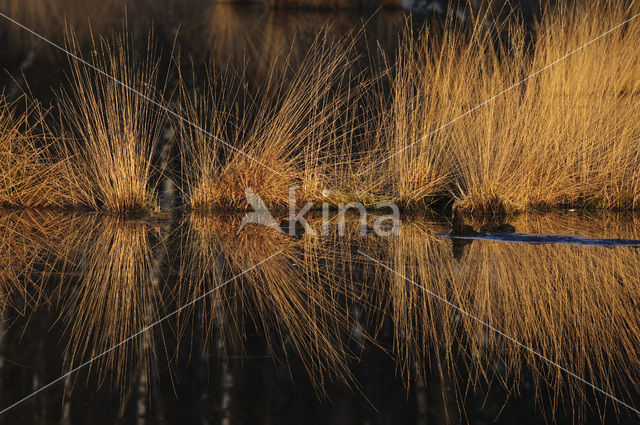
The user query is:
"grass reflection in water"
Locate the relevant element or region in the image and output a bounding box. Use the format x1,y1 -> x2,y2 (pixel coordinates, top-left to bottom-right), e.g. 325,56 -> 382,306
0,211 -> 639,422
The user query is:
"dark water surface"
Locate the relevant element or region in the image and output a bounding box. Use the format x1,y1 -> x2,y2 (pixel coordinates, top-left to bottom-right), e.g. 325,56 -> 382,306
0,3 -> 413,101
0,210 -> 639,424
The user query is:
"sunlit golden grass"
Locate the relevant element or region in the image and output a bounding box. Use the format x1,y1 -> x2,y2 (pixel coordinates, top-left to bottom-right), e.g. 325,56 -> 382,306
374,0 -> 640,213
0,96 -> 78,208
3,0 -> 639,215
361,213 -> 640,420
177,31 -> 359,211
57,31 -> 166,214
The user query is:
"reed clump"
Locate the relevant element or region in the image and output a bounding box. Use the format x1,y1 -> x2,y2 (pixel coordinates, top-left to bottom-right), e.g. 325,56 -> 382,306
177,32 -> 358,211
376,0 -> 640,213
3,0 -> 640,216
0,96 -> 76,208
57,31 -> 166,214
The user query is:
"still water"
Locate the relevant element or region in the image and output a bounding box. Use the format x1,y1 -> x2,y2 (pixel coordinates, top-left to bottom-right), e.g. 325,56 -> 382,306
0,210 -> 639,424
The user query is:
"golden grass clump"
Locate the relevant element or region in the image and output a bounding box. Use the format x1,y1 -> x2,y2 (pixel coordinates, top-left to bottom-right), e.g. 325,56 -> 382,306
371,22 -> 470,206
376,0 -> 640,213
0,96 -> 76,208
525,1 -> 640,210
57,31 -> 166,214
3,0 -> 640,216
178,31 -> 357,211
453,0 -> 640,213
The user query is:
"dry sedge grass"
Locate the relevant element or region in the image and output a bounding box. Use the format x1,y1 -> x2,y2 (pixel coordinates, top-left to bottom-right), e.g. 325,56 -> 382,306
178,31 -> 358,211
0,210 -> 73,313
0,96 -> 78,208
174,0 -> 640,212
3,0 -> 640,215
57,31 -> 166,214
375,0 -> 640,213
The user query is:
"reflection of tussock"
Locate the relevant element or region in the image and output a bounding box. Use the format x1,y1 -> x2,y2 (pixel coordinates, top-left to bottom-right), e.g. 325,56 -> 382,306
0,210 -> 85,313
4,210 -> 640,420
53,216 -> 168,392
176,214 -> 357,389
0,211 -> 361,400
365,214 -> 640,420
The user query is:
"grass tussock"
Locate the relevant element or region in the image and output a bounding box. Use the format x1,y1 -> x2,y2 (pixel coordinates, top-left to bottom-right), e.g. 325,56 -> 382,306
2,0 -> 640,215
57,31 -> 166,214
177,31 -> 358,211
376,0 -> 640,213
0,96 -> 77,208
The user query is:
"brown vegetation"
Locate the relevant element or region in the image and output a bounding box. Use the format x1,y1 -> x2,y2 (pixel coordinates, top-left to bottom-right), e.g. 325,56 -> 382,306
1,0 -> 640,215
